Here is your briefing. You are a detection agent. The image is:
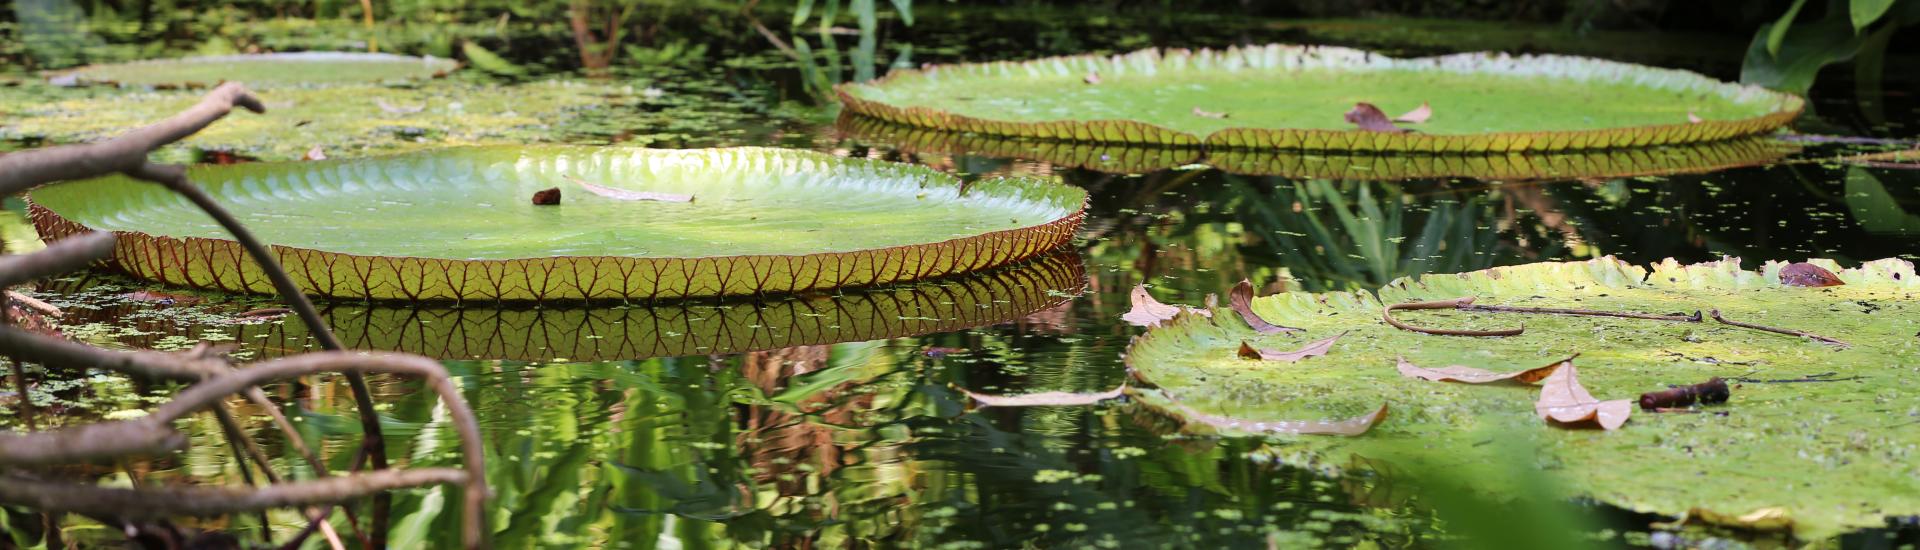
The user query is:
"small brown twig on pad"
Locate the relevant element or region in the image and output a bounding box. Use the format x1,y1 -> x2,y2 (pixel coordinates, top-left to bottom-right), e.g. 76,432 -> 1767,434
1459,304 -> 1701,323
1383,297 -> 1524,337
1709,309 -> 1850,347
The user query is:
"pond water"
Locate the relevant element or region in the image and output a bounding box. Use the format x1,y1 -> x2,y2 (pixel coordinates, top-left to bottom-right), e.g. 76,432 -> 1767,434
3,6 -> 1918,549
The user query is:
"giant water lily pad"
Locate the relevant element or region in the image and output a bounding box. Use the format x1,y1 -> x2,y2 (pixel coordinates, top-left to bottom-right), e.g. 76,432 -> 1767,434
1125,257 -> 1919,537
55,52 -> 459,88
837,45 -> 1802,153
29,146 -> 1086,301
839,114 -> 1796,179
223,249 -> 1082,361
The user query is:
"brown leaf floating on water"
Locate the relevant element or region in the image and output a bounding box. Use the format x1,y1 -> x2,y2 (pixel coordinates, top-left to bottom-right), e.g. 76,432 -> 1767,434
1191,107 -> 1229,119
300,145 -> 326,161
1687,111 -> 1705,124
1396,356 -> 1569,385
566,175 -> 694,203
1229,279 -> 1301,334
1121,285 -> 1209,327
1083,71 -> 1101,85
1392,102 -> 1432,123
1778,262 -> 1844,287
1237,332 -> 1344,363
531,187 -> 561,206
1535,361 -> 1632,430
1344,102 -> 1409,133
964,386 -> 1125,408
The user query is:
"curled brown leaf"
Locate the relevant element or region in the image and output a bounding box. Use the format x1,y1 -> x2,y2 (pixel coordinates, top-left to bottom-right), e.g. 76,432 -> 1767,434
1237,332 -> 1344,363
1395,356 -> 1569,385
1121,285 -> 1209,328
1392,102 -> 1431,123
1778,262 -> 1844,287
1535,362 -> 1632,430
1229,279 -> 1300,334
1344,102 -> 1408,133
1084,72 -> 1101,85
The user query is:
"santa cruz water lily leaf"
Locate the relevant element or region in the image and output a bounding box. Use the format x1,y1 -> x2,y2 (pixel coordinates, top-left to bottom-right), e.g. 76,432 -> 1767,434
29,146 -> 1087,301
839,116 -> 1796,180
212,249 -> 1083,361
1125,256 -> 1919,538
56,52 -> 459,88
837,45 -> 1803,153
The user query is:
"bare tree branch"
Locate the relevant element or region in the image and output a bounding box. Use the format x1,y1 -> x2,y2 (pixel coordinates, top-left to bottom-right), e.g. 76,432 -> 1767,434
0,324 -> 228,381
0,231 -> 116,288
0,418 -> 186,467
0,468 -> 466,519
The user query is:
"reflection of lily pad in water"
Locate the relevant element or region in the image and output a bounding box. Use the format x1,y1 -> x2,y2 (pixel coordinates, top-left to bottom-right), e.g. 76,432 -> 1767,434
1126,257 -> 1919,538
232,249 -> 1084,361
837,45 -> 1801,153
29,146 -> 1086,301
839,114 -> 1796,180
55,52 -> 459,88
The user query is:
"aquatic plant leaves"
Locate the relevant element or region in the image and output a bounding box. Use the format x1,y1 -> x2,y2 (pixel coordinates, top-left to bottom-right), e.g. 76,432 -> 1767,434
1126,256 -> 1920,537
839,45 -> 1802,153
1778,262 -> 1844,287
1344,103 -> 1408,133
28,146 -> 1087,301
1236,333 -> 1343,363
1395,357 -> 1565,385
1534,362 -> 1632,430
963,386 -> 1125,408
1228,280 -> 1300,334
54,52 -> 458,88
1121,286 -> 1208,327
1137,388 -> 1388,437
568,176 -> 694,203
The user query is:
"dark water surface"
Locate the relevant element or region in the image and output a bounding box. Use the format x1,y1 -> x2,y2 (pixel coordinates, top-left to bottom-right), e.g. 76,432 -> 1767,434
4,8 -> 1919,549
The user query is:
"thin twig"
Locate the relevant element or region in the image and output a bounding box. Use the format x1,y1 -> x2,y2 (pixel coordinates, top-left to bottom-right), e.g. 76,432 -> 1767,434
0,232 -> 116,288
0,468 -> 466,519
1383,297 -> 1524,337
1460,304 -> 1701,322
1709,309 -> 1851,347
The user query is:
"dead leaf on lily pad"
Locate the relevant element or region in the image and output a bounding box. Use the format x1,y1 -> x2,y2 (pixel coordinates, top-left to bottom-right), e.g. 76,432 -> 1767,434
1344,102 -> 1408,133
1778,262 -> 1844,287
1084,71 -> 1101,85
1392,102 -> 1431,123
1687,111 -> 1705,124
1237,332 -> 1344,363
1396,356 -> 1567,385
1654,507 -> 1794,532
1121,285 -> 1209,327
300,145 -> 326,161
1535,361 -> 1632,430
1192,107 -> 1229,119
1229,279 -> 1301,334
964,385 -> 1125,408
566,175 -> 694,203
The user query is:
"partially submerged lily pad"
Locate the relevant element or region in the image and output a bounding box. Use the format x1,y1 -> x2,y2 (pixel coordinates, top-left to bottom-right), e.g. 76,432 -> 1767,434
54,52 -> 459,88
29,146 -> 1087,301
839,115 -> 1796,180
837,45 -> 1802,153
1125,257 -> 1919,537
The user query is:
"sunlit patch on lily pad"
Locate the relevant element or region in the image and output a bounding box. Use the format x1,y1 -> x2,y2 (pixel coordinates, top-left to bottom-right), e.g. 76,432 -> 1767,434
837,45 -> 1802,153
54,52 -> 460,88
1125,256 -> 1919,538
29,146 -> 1087,301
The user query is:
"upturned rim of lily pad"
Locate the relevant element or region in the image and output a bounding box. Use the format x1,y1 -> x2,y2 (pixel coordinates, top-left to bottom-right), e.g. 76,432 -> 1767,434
27,146 -> 1088,302
838,114 -> 1799,179
51,52 -> 462,89
836,44 -> 1804,154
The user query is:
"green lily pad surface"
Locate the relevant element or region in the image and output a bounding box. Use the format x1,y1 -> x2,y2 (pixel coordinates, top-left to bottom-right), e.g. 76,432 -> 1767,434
839,114 -> 1796,179
837,45 -> 1802,153
227,249 -> 1082,361
56,52 -> 459,88
1125,257 -> 1919,537
29,146 -> 1086,301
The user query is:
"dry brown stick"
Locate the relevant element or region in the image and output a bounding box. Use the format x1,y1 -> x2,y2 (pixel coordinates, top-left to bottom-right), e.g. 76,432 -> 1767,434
1383,297 -> 1524,337
1709,309 -> 1851,347
0,418 -> 187,466
1459,304 -> 1702,322
0,468 -> 466,520
0,324 -> 228,381
0,232 -> 116,288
